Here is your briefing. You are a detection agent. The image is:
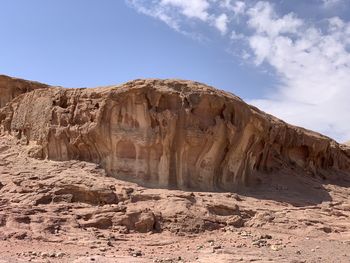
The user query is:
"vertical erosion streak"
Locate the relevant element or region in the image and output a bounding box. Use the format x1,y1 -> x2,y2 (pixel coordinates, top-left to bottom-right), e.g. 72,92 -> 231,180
175,106 -> 187,189
157,111 -> 176,188
168,108 -> 184,189
198,118 -> 228,190
104,103 -> 117,175
211,119 -> 229,190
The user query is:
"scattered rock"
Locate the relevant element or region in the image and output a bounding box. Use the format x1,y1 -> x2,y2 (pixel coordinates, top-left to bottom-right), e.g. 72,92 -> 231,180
227,215 -> 244,228
252,239 -> 267,248
131,250 -> 142,257
270,245 -> 282,251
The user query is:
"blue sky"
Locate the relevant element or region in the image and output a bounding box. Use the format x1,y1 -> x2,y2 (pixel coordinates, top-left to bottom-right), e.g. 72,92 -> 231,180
0,0 -> 271,98
1,0 -> 350,142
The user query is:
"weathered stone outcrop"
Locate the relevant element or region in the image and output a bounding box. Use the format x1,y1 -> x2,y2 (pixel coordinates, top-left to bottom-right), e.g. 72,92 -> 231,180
1,77 -> 350,191
0,75 -> 49,108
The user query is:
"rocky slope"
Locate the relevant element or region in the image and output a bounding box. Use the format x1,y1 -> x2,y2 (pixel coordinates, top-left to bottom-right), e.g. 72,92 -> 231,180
1,76 -> 350,192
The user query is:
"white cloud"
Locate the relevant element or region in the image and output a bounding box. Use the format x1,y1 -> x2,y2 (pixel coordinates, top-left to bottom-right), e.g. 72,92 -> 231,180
232,1 -> 246,16
220,0 -> 246,17
126,0 -> 181,32
247,2 -> 303,37
127,0 -> 350,142
160,0 -> 210,21
230,30 -> 244,40
126,0 -> 234,35
215,13 -> 229,34
246,2 -> 350,142
219,0 -> 232,9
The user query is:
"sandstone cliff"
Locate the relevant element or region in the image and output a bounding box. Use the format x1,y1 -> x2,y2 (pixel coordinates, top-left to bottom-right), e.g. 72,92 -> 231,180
0,75 -> 49,108
1,76 -> 350,191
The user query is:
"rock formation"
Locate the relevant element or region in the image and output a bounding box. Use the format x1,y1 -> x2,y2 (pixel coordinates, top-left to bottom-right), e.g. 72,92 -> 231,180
1,75 -> 350,262
1,76 -> 350,191
0,75 -> 49,108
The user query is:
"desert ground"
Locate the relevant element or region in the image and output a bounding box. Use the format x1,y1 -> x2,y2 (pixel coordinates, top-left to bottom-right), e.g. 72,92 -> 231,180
1,134 -> 350,262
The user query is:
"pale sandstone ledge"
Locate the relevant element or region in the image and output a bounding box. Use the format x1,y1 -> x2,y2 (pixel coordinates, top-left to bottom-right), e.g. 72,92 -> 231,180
1,75 -> 350,191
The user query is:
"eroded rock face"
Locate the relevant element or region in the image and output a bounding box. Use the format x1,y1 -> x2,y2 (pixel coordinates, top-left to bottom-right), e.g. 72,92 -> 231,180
1,77 -> 350,191
0,75 -> 49,108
